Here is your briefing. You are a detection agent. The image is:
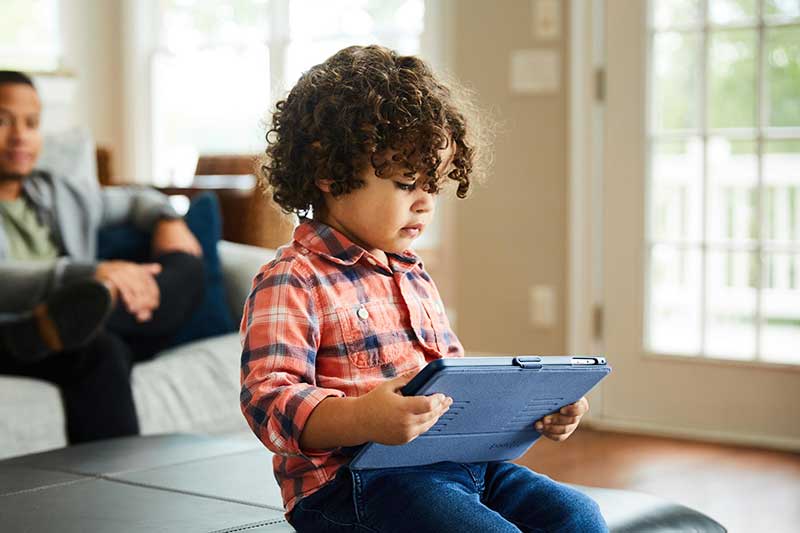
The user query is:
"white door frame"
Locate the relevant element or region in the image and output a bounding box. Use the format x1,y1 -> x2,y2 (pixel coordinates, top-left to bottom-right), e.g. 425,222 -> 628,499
568,0 -> 606,419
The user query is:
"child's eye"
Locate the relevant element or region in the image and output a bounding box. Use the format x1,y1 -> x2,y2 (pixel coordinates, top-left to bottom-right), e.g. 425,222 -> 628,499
395,181 -> 417,192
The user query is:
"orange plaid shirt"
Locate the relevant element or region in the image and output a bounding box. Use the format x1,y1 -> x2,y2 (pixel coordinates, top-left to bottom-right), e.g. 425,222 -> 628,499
240,219 -> 464,513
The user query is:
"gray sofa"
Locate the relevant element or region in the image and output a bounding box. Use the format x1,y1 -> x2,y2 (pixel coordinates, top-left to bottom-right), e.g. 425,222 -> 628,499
0,240 -> 275,460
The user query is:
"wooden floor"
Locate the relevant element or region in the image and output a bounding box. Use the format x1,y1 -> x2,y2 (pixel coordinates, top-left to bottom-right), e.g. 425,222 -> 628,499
513,427 -> 800,533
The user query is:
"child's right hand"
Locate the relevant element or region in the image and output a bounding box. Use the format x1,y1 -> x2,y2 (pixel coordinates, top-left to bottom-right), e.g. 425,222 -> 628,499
354,373 -> 453,445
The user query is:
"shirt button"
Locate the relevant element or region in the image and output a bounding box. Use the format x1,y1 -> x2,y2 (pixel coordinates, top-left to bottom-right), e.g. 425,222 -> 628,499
357,307 -> 369,320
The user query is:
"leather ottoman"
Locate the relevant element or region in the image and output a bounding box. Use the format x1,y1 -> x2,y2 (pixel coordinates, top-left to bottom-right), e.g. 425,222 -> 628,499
0,433 -> 725,532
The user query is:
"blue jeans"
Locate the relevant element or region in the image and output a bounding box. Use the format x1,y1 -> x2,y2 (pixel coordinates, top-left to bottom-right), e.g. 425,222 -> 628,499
288,462 -> 608,532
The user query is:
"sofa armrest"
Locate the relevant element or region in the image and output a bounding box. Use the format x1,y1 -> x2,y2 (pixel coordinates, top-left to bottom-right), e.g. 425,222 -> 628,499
218,240 -> 276,324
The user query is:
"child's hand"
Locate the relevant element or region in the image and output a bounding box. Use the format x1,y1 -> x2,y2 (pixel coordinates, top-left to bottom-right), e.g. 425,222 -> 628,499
354,373 -> 453,445
534,396 -> 589,442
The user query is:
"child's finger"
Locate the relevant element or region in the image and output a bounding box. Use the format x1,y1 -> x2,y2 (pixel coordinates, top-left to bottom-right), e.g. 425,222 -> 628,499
415,398 -> 452,426
414,402 -> 449,426
559,397 -> 589,417
406,393 -> 448,414
417,411 -> 447,435
542,423 -> 577,436
544,414 -> 579,426
389,372 -> 418,392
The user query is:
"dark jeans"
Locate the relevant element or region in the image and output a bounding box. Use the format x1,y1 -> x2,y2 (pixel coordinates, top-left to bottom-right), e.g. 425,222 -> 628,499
0,252 -> 205,444
289,461 -> 608,533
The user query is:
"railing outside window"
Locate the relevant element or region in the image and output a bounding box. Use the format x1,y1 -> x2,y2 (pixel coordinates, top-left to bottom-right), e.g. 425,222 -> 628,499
646,0 -> 800,364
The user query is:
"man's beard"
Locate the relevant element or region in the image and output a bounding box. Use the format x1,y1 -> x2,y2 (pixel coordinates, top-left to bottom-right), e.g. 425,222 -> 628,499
0,173 -> 26,182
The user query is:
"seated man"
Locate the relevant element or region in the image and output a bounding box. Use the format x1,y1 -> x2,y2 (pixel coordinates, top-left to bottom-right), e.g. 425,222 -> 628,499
0,70 -> 206,444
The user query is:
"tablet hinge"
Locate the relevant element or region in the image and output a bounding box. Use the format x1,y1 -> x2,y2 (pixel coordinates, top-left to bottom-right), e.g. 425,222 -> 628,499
513,356 -> 543,369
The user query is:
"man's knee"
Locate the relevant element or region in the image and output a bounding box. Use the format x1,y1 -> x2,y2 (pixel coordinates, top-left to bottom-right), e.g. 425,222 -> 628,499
63,331 -> 133,383
160,251 -> 205,280
157,251 -> 206,298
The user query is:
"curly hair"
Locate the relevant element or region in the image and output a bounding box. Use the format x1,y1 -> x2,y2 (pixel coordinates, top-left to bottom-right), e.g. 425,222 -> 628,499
259,45 -> 483,216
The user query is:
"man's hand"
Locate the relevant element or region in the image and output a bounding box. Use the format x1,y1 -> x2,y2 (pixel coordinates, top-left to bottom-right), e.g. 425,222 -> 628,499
535,396 -> 589,442
354,373 -> 453,446
95,261 -> 162,322
151,219 -> 202,257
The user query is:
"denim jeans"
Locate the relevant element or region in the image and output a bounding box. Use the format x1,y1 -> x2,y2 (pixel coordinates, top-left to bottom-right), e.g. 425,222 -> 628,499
288,461 -> 608,532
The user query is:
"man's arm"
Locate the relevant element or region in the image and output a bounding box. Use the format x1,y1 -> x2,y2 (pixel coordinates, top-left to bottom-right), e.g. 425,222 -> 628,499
99,186 -> 179,230
100,186 -> 201,256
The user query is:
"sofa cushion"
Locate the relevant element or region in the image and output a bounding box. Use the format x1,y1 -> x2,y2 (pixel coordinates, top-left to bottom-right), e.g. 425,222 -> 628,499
219,240 -> 276,323
133,332 -> 248,436
0,375 -> 65,458
115,447 -> 285,511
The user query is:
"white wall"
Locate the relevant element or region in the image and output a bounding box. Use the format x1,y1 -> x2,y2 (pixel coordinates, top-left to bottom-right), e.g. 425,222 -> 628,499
56,0 -> 124,177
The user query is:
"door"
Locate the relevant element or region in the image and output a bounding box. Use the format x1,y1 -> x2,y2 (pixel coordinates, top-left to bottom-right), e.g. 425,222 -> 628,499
599,0 -> 800,449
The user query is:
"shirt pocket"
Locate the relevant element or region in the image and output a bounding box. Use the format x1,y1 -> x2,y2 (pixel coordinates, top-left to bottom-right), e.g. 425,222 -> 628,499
420,299 -> 450,354
335,300 -> 406,368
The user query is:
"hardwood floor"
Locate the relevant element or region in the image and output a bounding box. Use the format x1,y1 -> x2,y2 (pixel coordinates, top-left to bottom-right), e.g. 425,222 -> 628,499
513,428 -> 800,533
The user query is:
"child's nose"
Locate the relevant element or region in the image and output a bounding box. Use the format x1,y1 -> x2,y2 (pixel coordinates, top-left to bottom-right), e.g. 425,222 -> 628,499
413,191 -> 435,213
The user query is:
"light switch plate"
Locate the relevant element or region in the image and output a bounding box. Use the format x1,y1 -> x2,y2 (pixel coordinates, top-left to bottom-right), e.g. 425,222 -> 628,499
510,49 -> 561,94
533,0 -> 561,40
529,285 -> 557,329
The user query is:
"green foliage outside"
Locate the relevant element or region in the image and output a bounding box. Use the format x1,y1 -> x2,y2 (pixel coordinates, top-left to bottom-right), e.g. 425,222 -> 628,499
653,1 -> 800,144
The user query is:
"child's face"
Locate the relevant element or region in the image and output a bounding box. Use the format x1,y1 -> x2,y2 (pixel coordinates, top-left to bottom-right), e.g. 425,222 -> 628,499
0,83 -> 42,178
316,143 -> 455,262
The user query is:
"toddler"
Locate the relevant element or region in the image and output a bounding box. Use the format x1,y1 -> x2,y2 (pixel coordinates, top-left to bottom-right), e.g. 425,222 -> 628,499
240,45 -> 607,532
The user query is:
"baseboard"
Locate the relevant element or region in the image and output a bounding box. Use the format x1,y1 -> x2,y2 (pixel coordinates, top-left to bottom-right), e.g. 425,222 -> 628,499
584,416 -> 800,452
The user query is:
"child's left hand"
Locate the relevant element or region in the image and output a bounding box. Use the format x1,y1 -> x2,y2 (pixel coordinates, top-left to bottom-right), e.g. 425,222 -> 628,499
534,396 -> 589,442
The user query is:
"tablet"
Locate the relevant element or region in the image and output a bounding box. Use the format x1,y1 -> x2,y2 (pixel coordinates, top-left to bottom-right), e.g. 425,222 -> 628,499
349,356 -> 611,470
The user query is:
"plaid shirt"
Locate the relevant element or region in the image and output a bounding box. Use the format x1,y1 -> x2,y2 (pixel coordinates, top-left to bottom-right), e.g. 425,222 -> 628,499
240,219 -> 464,513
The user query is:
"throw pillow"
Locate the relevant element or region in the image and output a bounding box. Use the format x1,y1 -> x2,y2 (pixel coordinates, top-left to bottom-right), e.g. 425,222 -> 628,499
96,191 -> 236,346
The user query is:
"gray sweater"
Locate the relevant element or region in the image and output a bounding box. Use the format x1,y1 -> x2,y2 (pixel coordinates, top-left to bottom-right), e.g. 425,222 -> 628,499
0,171 -> 178,312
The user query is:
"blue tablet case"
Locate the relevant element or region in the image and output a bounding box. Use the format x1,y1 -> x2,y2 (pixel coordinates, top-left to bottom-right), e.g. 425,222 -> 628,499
349,356 -> 611,470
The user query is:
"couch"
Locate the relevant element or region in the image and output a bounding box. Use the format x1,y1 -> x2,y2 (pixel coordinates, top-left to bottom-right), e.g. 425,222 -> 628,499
0,239 -> 275,460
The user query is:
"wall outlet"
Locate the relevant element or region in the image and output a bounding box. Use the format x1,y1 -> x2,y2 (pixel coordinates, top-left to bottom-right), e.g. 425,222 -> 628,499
529,285 -> 557,329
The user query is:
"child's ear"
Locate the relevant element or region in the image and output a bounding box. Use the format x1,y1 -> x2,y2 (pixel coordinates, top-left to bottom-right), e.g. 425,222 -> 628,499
315,178 -> 334,193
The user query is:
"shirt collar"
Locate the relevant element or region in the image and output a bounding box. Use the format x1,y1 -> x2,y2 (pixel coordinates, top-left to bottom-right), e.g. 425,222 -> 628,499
293,218 -> 420,271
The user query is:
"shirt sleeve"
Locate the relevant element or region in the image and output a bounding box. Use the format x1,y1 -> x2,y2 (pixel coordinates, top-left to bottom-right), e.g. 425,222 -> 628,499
239,257 -> 345,457
98,186 -> 179,230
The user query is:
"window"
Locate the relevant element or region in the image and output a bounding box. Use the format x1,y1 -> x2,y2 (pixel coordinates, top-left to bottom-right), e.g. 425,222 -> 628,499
0,0 -> 61,72
646,0 -> 800,364
152,0 -> 426,182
